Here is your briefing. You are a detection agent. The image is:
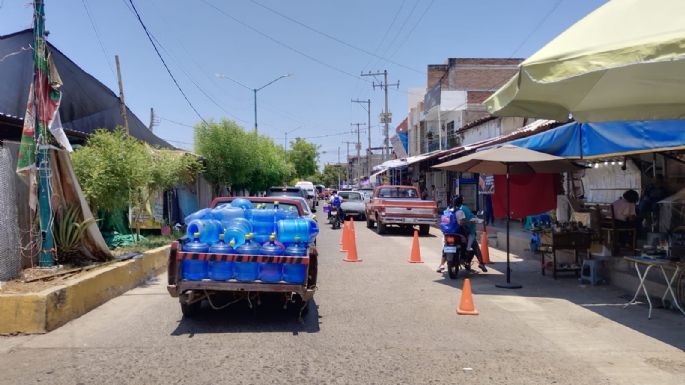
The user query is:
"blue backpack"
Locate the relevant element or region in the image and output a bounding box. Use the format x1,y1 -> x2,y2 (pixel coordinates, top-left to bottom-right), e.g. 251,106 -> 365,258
332,195 -> 341,207
440,208 -> 459,234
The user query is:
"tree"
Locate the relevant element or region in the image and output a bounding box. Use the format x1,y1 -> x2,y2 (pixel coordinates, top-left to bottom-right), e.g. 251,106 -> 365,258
288,137 -> 319,179
320,164 -> 345,188
71,128 -> 150,213
245,132 -> 291,193
195,119 -> 291,193
194,119 -> 251,193
72,128 -> 203,241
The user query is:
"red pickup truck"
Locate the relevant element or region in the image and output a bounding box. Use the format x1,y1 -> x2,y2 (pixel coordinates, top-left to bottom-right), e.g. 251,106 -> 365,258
167,196 -> 317,318
365,185 -> 438,235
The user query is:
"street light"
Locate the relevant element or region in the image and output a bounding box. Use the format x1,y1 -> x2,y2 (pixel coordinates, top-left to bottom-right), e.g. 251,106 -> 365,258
284,126 -> 302,153
215,73 -> 292,133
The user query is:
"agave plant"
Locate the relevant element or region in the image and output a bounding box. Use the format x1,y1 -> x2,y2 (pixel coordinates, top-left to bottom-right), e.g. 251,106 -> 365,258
54,205 -> 96,263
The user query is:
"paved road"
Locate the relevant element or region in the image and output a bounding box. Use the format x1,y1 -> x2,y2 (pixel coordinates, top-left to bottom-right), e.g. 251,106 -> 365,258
1,217 -> 684,384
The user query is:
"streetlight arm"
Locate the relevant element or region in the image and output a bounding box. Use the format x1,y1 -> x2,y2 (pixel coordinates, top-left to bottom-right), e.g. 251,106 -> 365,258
256,74 -> 292,92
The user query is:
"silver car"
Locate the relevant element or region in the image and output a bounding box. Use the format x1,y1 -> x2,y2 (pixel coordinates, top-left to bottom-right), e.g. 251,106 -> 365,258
339,191 -> 366,220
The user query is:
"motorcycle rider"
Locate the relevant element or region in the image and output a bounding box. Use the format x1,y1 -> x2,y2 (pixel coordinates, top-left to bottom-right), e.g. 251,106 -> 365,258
454,195 -> 487,272
329,190 -> 344,221
436,201 -> 469,273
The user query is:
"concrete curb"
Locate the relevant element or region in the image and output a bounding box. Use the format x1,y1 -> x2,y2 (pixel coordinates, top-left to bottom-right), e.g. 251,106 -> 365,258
0,245 -> 169,335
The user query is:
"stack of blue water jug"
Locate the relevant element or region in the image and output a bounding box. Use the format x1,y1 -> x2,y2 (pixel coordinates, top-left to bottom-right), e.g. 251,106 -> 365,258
181,199 -> 318,284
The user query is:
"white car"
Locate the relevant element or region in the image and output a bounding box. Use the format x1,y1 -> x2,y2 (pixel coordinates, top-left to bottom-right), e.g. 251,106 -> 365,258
295,181 -> 317,210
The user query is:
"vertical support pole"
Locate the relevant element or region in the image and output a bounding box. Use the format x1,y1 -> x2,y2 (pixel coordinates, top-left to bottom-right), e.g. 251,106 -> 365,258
253,89 -> 258,133
33,0 -> 54,267
383,70 -> 389,160
367,99 -> 371,177
115,55 -> 129,134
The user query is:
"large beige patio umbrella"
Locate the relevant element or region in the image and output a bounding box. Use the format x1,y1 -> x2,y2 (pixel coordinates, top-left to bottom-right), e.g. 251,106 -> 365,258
434,145 -> 579,289
485,0 -> 685,122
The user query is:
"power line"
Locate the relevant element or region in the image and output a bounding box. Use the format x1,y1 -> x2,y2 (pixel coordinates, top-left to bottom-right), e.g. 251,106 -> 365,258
248,0 -> 423,74
511,0 -> 563,57
126,0 -> 209,125
81,0 -> 116,79
370,0 -> 420,70
200,0 -> 368,83
361,0 -> 406,73
159,116 -> 195,128
387,0 -> 436,60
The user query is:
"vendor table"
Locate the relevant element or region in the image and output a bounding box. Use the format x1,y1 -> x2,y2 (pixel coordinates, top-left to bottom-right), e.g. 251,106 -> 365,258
539,230 -> 591,279
623,256 -> 685,319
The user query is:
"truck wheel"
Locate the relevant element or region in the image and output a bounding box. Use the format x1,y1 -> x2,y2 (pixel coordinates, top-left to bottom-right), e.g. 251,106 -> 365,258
180,300 -> 201,317
419,224 -> 430,236
375,216 -> 386,235
366,216 -> 374,228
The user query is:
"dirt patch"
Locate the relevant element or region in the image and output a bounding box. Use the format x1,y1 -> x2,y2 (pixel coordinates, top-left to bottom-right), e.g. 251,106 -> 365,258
0,264 -> 110,294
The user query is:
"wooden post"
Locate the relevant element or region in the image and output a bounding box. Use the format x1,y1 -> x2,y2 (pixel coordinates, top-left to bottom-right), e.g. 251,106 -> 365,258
115,55 -> 129,134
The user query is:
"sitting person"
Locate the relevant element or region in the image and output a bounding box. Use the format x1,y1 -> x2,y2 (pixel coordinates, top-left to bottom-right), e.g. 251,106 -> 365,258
611,189 -> 639,227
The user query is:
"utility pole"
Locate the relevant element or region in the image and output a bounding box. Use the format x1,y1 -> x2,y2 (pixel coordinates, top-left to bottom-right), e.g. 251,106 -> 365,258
351,98 -> 371,176
337,146 -> 341,188
361,70 -> 399,161
342,141 -> 355,185
148,107 -> 160,132
350,122 -> 366,184
115,55 -> 129,134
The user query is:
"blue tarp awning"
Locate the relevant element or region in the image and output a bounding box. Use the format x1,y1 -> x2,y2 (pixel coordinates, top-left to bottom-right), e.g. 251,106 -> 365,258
510,120 -> 685,159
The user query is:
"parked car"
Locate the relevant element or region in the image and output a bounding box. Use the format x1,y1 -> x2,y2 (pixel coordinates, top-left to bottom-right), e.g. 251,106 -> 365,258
339,190 -> 366,220
266,186 -> 313,210
295,181 -> 317,209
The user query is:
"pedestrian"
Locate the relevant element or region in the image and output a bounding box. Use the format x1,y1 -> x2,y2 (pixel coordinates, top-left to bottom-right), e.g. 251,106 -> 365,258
484,194 -> 495,226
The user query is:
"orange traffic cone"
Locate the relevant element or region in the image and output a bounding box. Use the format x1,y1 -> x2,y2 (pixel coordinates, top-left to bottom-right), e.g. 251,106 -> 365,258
343,223 -> 362,262
457,278 -> 479,315
480,224 -> 491,265
408,229 -> 423,263
340,221 -> 348,252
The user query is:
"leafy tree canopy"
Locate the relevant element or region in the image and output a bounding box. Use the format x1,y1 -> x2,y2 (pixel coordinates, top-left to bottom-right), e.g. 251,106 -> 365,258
288,137 -> 319,179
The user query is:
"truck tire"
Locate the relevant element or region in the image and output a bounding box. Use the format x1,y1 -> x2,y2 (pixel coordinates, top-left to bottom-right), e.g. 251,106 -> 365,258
180,300 -> 201,317
366,216 -> 374,229
375,215 -> 386,235
419,224 -> 430,236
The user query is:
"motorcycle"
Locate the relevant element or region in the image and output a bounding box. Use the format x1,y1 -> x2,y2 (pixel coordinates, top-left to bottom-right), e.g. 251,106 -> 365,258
443,233 -> 476,279
328,205 -> 341,229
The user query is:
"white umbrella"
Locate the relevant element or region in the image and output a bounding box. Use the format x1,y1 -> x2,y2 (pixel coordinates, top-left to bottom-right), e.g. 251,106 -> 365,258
485,0 -> 685,122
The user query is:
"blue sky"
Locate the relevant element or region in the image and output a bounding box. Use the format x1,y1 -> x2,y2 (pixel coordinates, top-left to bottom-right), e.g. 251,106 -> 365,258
0,0 -> 606,166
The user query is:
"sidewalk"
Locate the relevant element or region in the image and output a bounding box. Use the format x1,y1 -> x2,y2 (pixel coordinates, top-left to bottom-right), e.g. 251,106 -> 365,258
469,246 -> 685,352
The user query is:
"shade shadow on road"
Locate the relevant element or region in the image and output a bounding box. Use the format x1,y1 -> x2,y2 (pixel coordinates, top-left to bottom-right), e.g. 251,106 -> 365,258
430,257 -> 685,351
170,298 -> 321,336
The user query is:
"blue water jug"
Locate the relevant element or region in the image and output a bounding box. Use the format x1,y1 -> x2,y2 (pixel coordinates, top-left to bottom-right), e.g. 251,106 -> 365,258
223,217 -> 252,247
234,233 -> 259,281
276,218 -> 312,244
283,236 -> 307,284
251,208 -> 276,243
211,205 -> 244,224
307,217 -> 319,241
231,198 -> 254,210
259,234 -> 284,283
181,232 -> 209,280
285,236 -> 308,256
186,219 -> 222,244
208,236 -> 234,281
235,233 -> 260,255
184,207 -> 213,223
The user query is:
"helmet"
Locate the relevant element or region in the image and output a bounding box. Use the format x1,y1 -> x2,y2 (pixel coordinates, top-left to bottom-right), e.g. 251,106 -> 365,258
453,195 -> 464,207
